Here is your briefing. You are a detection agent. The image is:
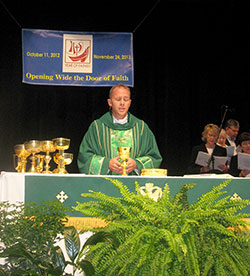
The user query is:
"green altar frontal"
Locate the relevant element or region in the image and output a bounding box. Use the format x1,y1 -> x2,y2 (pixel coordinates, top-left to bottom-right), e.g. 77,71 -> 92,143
24,175 -> 250,217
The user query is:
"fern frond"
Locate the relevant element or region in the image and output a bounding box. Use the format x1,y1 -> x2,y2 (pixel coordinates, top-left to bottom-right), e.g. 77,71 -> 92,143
222,250 -> 248,276
73,201 -> 110,218
183,208 -> 220,221
214,257 -> 227,276
80,191 -> 133,219
173,183 -> 196,210
156,249 -> 174,276
192,180 -> 231,210
184,233 -> 200,276
212,195 -> 231,209
207,221 -> 236,237
158,228 -> 179,255
104,177 -> 135,200
117,243 -> 151,275
200,254 -> 214,276
159,183 -> 172,206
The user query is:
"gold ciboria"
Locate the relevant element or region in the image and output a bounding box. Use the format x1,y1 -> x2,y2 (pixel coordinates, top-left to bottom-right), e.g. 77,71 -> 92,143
13,137 -> 73,174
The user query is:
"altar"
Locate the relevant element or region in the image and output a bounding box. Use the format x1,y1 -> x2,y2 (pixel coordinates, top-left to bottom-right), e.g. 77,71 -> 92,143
1,172 -> 250,273
1,172 -> 250,217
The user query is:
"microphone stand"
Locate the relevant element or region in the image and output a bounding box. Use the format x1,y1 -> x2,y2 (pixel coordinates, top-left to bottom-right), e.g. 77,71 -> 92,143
207,106 -> 230,170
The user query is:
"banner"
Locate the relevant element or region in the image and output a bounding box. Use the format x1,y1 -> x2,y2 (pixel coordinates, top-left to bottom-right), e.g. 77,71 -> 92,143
22,29 -> 134,87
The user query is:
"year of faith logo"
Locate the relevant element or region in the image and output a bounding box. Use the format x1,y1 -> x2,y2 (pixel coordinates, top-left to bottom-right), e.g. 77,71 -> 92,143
63,34 -> 93,73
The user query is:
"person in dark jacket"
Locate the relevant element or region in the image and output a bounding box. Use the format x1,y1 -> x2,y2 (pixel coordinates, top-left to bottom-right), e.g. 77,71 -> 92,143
229,132 -> 250,177
187,123 -> 227,174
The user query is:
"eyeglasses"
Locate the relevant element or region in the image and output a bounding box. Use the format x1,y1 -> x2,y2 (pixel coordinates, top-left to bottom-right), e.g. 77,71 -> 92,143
229,127 -> 239,133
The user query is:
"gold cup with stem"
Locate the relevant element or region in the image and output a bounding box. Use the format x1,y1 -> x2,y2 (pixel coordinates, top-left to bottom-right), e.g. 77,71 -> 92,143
52,138 -> 71,174
13,154 -> 20,172
24,140 -> 42,173
41,140 -> 56,173
14,144 -> 31,172
35,154 -> 45,173
118,147 -> 131,176
53,152 -> 73,174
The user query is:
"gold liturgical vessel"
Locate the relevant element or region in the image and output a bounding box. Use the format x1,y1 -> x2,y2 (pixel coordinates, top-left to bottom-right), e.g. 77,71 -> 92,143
24,140 -> 42,173
35,154 -> 45,173
14,137 -> 73,174
53,152 -> 73,174
140,169 -> 167,176
41,140 -> 56,173
52,138 -> 73,174
14,144 -> 31,173
118,147 -> 131,176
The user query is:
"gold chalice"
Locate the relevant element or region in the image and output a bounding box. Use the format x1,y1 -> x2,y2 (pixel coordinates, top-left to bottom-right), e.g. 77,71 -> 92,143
13,154 -> 21,172
118,147 -> 131,176
35,154 -> 45,173
14,144 -> 31,172
41,140 -> 56,173
52,137 -> 70,154
24,140 -> 42,173
53,152 -> 73,174
52,138 -> 71,174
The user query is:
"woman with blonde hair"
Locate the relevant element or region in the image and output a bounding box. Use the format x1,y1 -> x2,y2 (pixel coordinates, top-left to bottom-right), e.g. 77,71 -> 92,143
186,124 -> 227,174
217,128 -> 227,148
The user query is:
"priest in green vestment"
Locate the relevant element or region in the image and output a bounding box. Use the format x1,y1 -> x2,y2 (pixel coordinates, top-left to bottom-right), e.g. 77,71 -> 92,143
77,84 -> 162,175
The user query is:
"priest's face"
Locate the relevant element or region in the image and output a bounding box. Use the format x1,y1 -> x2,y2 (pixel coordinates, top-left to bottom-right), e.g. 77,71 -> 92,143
107,86 -> 131,119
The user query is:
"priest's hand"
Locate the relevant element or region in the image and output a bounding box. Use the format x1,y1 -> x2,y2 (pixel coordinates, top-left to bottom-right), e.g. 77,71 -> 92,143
109,157 -> 123,174
126,158 -> 137,174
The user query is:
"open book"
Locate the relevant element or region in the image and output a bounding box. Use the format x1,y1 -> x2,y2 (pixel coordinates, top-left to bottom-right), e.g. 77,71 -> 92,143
195,151 -> 228,171
237,152 -> 250,170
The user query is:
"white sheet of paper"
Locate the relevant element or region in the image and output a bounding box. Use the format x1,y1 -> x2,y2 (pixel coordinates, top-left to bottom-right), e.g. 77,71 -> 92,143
195,151 -> 210,167
195,151 -> 227,171
213,156 -> 228,171
226,146 -> 234,157
237,152 -> 250,170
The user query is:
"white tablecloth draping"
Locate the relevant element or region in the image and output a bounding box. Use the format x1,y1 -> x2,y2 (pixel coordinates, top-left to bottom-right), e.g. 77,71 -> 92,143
0,172 -> 25,204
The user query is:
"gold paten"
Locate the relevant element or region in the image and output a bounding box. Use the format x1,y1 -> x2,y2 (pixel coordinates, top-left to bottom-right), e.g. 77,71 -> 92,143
140,168 -> 167,176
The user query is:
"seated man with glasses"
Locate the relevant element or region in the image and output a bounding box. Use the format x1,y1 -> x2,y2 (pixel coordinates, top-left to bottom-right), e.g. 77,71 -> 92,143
229,132 -> 250,177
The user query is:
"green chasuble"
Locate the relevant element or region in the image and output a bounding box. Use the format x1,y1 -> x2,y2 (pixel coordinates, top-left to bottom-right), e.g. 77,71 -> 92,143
77,111 -> 162,175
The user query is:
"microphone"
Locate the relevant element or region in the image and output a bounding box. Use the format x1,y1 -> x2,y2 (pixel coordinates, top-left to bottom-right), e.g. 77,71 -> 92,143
221,105 -> 235,113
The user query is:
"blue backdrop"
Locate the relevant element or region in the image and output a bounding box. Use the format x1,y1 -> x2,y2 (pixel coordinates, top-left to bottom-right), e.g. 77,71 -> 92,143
22,29 -> 134,87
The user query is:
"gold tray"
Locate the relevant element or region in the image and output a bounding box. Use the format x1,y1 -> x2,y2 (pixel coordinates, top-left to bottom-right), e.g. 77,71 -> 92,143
140,169 -> 167,176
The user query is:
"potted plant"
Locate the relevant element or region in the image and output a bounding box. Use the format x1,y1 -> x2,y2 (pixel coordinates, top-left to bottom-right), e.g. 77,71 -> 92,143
74,178 -> 250,276
0,201 -> 95,276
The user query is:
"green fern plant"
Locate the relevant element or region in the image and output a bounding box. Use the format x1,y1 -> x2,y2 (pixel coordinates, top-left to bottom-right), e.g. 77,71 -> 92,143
74,178 -> 250,276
